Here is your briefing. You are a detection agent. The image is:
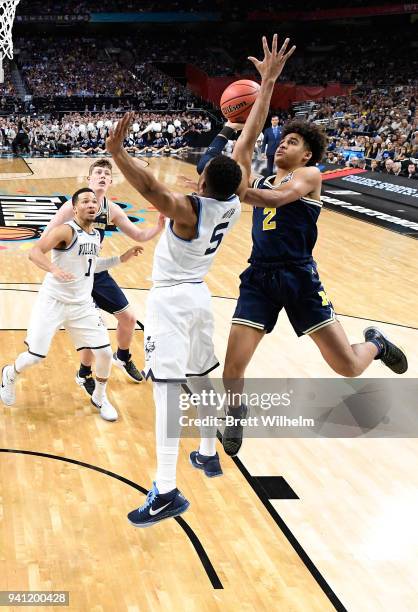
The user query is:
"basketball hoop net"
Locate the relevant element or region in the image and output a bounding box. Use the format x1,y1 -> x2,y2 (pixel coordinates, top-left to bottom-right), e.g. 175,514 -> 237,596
0,0 -> 19,83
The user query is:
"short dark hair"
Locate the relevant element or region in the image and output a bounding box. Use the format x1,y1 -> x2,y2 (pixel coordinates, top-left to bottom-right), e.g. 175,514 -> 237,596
204,155 -> 242,200
281,120 -> 327,166
89,158 -> 112,176
72,187 -> 95,207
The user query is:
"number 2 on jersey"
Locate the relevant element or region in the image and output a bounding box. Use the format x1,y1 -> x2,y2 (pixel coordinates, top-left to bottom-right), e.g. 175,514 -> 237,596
263,207 -> 277,231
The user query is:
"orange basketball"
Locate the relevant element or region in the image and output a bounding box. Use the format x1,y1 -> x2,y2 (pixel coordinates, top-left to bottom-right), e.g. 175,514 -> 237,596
0,226 -> 38,241
220,80 -> 261,122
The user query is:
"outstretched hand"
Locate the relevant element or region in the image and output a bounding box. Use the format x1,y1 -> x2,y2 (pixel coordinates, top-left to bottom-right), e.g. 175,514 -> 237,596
120,245 -> 144,263
106,112 -> 133,155
248,34 -> 296,83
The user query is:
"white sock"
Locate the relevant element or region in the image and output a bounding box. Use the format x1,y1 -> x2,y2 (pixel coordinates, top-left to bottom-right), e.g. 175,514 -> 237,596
93,380 -> 107,404
14,351 -> 42,373
188,376 -> 217,458
154,382 -> 182,494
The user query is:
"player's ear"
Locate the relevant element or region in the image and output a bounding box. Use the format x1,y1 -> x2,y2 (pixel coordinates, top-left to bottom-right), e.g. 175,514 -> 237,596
303,149 -> 312,165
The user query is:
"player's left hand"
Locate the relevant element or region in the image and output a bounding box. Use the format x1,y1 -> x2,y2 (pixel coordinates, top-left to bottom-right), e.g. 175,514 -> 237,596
106,112 -> 133,155
120,245 -> 144,263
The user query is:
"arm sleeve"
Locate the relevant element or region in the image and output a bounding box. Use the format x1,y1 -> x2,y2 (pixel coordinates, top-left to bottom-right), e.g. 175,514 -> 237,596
196,125 -> 236,175
95,256 -> 120,274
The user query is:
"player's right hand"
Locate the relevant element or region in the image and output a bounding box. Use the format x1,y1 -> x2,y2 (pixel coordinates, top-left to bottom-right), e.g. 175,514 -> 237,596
51,266 -> 75,282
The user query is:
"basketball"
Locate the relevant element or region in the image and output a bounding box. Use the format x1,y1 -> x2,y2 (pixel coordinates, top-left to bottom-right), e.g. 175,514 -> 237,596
220,79 -> 261,122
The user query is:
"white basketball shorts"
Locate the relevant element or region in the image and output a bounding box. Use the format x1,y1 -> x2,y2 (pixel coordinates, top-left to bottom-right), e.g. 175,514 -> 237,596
25,290 -> 110,357
143,282 -> 219,382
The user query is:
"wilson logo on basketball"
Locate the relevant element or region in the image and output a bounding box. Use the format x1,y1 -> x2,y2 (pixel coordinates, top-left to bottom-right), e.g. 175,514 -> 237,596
0,195 -> 141,249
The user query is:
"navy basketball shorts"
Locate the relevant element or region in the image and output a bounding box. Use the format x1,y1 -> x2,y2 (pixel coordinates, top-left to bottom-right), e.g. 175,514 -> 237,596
232,261 -> 336,337
92,271 -> 129,315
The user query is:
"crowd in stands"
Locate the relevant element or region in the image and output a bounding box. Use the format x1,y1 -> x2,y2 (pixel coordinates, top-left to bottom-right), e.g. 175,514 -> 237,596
0,111 -> 212,157
13,36 -> 209,112
15,0 -> 399,16
16,0 -> 214,16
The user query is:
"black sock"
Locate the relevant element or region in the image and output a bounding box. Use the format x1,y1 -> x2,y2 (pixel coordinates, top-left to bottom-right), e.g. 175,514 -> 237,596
368,338 -> 385,359
117,348 -> 130,363
79,363 -> 92,378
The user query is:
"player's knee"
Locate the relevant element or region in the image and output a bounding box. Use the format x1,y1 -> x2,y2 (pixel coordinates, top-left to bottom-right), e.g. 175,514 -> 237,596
93,345 -> 113,378
93,345 -> 112,360
223,362 -> 245,381
335,358 -> 363,378
117,309 -> 136,329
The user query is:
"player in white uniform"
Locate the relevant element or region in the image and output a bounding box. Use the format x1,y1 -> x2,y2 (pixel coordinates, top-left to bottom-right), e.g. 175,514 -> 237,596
0,188 -> 143,421
106,113 -> 243,526
41,159 -> 164,394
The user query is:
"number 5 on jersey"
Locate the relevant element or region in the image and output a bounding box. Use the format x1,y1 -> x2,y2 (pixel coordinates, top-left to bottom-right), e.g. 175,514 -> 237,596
205,222 -> 229,255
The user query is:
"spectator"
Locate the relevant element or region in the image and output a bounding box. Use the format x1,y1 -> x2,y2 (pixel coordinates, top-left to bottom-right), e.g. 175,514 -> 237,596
262,115 -> 282,175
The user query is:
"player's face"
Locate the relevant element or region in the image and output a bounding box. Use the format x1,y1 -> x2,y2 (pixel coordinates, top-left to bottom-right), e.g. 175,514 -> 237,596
74,192 -> 99,223
88,166 -> 112,192
275,133 -> 312,168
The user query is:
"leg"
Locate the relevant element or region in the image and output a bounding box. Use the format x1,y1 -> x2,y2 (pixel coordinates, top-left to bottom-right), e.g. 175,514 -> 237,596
311,321 -> 408,376
1,293 -> 62,406
114,306 -> 136,350
113,307 -> 143,382
221,324 -> 265,456
127,381 -> 190,528
75,348 -> 96,396
310,321 -> 377,377
92,272 -> 143,383
66,302 -> 117,420
188,376 -> 223,477
91,346 -> 117,421
223,265 -> 279,456
1,353 -> 43,406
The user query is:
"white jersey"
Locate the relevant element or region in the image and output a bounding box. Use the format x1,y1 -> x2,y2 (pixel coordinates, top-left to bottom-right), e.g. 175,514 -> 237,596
41,220 -> 101,304
152,193 -> 241,286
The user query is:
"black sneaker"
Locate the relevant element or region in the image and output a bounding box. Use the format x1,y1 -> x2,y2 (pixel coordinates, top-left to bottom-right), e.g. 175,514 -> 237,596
112,353 -> 143,383
364,327 -> 408,374
222,404 -> 248,457
75,372 -> 95,396
127,482 -> 190,528
190,451 -> 223,477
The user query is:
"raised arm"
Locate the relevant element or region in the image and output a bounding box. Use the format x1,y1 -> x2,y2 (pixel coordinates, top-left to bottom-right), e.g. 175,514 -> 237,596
106,113 -> 195,224
41,200 -> 73,237
232,35 -> 296,186
244,166 -> 321,208
109,202 -> 165,241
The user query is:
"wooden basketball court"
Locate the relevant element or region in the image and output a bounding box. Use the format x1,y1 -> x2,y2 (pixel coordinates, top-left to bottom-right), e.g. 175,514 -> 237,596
0,156 -> 417,611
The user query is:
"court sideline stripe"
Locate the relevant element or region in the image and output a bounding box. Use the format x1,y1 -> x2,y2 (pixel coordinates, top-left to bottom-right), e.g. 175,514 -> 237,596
0,448 -> 223,590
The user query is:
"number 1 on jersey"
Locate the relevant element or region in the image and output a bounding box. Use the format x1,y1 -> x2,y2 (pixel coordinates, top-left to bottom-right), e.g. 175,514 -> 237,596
263,207 -> 277,231
85,258 -> 92,277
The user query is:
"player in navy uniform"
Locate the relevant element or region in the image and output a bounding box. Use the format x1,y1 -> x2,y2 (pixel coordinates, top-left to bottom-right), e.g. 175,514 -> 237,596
197,35 -> 408,457
41,159 -> 164,394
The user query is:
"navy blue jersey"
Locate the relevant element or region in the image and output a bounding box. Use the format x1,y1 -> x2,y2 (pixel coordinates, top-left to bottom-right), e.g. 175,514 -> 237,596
93,196 -> 111,243
250,173 -> 322,264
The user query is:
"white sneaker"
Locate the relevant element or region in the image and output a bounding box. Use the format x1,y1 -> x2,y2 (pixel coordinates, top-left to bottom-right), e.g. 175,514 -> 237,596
91,393 -> 118,422
1,365 -> 16,406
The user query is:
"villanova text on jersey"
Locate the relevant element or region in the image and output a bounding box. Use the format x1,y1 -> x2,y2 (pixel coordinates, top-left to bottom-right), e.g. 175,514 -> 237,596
250,173 -> 322,264
78,242 -> 100,256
